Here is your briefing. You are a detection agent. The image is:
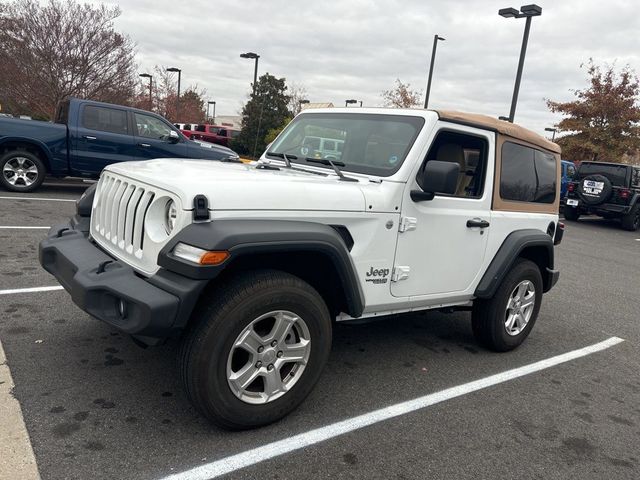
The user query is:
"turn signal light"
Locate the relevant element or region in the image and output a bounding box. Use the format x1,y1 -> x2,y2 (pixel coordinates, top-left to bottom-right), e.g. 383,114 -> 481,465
173,242 -> 230,265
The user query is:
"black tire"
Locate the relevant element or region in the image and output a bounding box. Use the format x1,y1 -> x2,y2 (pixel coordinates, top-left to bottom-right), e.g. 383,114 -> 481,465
563,206 -> 580,221
0,150 -> 46,192
179,269 -> 332,430
621,203 -> 640,231
472,259 -> 543,352
577,174 -> 612,206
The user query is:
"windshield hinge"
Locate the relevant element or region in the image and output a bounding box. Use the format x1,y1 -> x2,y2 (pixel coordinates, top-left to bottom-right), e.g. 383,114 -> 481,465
193,195 -> 209,221
398,217 -> 417,233
391,266 -> 410,282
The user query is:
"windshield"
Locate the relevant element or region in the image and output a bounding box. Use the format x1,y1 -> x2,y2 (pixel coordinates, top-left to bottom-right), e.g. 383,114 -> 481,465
268,113 -> 425,176
578,162 -> 629,186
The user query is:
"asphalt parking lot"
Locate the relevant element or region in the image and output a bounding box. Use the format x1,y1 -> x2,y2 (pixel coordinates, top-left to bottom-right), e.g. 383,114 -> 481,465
1,180 -> 639,480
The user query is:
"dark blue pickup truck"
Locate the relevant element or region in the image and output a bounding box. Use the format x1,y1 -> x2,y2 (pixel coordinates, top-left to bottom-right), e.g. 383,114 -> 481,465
0,98 -> 239,192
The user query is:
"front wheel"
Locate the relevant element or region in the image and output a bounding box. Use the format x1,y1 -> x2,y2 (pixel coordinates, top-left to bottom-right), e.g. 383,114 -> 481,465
0,150 -> 46,192
179,270 -> 332,430
472,259 -> 543,352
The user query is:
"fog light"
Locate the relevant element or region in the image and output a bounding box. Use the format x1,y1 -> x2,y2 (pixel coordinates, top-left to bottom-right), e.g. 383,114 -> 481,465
117,299 -> 127,319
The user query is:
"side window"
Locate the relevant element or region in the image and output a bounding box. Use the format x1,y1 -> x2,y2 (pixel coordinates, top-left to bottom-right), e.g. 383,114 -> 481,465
134,113 -> 173,140
418,130 -> 488,198
218,129 -> 227,137
567,164 -> 576,178
82,105 -> 128,134
195,125 -> 206,132
632,168 -> 640,188
500,142 -> 557,203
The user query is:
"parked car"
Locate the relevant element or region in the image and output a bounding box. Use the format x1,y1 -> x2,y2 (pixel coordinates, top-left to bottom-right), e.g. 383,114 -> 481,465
40,108 -> 562,429
175,123 -> 196,139
191,124 -> 240,147
0,98 -> 239,192
564,161 -> 640,230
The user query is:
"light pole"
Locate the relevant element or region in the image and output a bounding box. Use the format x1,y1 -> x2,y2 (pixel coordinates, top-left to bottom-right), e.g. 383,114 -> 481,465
139,73 -> 153,110
299,99 -> 310,113
545,127 -> 557,141
424,35 -> 445,109
240,52 -> 260,96
499,4 -> 542,123
345,99 -> 357,107
208,101 -> 216,124
166,67 -> 182,120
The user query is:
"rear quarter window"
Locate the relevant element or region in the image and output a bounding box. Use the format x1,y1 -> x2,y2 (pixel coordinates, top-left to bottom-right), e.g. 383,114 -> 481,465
81,105 -> 128,135
500,142 -> 557,204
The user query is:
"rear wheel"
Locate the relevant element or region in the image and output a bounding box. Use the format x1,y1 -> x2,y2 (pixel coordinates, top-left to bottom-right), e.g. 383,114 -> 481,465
621,203 -> 640,231
179,270 -> 332,430
472,259 -> 542,352
0,150 -> 46,192
563,206 -> 580,221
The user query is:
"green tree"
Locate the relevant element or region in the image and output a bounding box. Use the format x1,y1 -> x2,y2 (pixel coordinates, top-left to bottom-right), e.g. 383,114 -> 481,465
233,73 -> 291,157
0,0 -> 137,119
547,61 -> 640,162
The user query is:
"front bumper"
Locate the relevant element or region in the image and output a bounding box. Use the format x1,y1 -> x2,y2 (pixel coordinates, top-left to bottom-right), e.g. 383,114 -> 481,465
39,219 -> 207,344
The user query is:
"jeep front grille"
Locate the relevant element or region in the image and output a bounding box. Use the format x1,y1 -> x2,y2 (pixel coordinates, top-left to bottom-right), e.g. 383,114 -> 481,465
92,173 -> 155,257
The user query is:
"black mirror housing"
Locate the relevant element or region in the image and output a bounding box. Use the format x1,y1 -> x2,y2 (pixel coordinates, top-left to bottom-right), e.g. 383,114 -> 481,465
412,160 -> 459,201
167,130 -> 180,143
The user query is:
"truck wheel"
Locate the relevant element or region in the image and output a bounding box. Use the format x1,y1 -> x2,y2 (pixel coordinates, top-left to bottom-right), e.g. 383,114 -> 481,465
0,150 -> 46,192
472,259 -> 542,352
563,206 -> 580,221
621,204 -> 640,231
179,270 -> 332,430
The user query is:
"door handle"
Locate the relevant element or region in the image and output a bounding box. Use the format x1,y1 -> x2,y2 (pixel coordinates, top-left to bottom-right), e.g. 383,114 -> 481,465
138,143 -> 151,148
83,135 -> 97,140
466,218 -> 490,228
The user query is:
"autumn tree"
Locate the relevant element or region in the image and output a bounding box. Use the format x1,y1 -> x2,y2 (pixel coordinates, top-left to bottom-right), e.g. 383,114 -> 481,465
381,79 -> 422,108
0,0 -> 137,120
547,61 -> 640,162
233,73 -> 291,157
287,82 -> 308,116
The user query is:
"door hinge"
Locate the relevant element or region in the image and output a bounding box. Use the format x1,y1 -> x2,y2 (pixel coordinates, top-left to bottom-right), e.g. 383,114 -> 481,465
398,216 -> 417,233
391,266 -> 410,282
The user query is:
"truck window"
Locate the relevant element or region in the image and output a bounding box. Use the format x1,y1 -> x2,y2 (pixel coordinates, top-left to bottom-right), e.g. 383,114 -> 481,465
418,130 -> 488,198
218,129 -> 227,137
230,130 -> 241,138
632,168 -> 640,188
82,105 -> 128,134
500,142 -> 557,204
55,100 -> 70,125
567,164 -> 576,178
577,162 -> 629,186
134,112 -> 173,140
195,125 -> 207,132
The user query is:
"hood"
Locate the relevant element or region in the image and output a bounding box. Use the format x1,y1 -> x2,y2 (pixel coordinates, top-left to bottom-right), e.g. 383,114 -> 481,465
191,139 -> 237,157
105,158 -> 367,212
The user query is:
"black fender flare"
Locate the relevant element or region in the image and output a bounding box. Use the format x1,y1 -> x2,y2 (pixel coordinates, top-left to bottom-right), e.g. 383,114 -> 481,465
158,220 -> 364,317
474,229 -> 556,299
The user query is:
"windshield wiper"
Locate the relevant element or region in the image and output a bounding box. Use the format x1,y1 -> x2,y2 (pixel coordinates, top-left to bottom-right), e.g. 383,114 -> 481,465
265,151 -> 296,168
305,158 -> 358,182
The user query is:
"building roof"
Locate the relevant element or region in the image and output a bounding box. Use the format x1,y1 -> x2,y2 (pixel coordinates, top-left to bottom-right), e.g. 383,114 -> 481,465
436,110 -> 561,154
301,102 -> 334,110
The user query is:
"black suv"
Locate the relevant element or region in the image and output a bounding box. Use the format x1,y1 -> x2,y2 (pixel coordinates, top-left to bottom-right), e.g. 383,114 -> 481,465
564,161 -> 640,231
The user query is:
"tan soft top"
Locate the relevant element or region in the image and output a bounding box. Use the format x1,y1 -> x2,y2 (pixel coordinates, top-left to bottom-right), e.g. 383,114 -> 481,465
436,110 -> 561,154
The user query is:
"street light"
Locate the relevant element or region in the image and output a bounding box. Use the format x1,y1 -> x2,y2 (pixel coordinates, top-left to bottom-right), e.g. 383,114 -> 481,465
207,101 -> 216,124
424,35 -> 445,109
139,73 -> 153,110
240,52 -> 260,96
499,4 -> 542,122
545,127 -> 557,141
166,67 -> 182,120
345,99 -> 358,107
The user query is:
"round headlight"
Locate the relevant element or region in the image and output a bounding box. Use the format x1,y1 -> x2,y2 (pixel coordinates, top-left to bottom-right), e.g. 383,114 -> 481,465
164,200 -> 178,234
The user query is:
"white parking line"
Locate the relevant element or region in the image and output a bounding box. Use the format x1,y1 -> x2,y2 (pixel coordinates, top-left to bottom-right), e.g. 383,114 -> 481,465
0,196 -> 76,202
0,226 -> 50,230
0,286 -> 62,295
0,340 -> 41,479
160,336 -> 624,480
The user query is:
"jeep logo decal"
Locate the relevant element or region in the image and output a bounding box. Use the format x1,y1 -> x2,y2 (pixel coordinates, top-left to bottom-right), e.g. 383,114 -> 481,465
365,267 -> 389,284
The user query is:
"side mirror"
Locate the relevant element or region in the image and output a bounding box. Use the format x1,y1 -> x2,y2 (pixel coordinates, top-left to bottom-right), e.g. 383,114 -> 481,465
411,160 -> 459,202
167,130 -> 180,144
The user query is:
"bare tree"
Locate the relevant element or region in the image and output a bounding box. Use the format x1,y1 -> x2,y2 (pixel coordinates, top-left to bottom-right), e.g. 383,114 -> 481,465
0,0 -> 137,119
381,79 -> 422,108
287,82 -> 308,116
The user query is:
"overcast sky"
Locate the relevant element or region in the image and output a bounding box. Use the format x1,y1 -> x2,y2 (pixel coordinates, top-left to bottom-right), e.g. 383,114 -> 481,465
96,0 -> 639,137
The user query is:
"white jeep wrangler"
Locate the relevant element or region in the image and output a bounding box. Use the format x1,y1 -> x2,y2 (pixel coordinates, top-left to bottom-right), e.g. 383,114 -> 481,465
40,108 -> 563,429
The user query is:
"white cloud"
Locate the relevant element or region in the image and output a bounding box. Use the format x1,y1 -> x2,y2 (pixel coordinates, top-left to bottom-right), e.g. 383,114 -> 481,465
97,0 -> 639,137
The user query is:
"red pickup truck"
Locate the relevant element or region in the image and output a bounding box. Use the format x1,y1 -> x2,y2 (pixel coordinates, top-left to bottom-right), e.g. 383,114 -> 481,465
190,124 -> 240,147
